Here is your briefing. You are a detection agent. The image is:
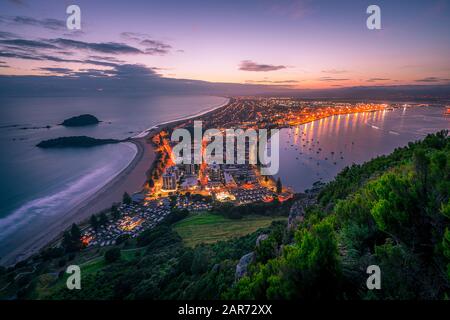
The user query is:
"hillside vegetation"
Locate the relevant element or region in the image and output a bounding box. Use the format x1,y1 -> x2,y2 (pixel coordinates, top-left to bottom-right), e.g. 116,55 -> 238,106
228,130 -> 450,299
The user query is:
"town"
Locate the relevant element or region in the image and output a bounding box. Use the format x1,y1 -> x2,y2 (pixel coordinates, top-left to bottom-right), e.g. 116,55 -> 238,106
77,98 -> 393,249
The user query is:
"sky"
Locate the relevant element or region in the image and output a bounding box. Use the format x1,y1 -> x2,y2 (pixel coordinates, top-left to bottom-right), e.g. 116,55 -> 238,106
0,0 -> 450,92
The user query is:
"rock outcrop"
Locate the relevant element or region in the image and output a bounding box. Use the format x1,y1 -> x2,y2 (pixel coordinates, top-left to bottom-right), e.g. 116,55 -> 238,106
235,252 -> 255,281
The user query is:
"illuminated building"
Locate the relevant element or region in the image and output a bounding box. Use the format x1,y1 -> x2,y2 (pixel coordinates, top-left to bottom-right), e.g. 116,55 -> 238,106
184,163 -> 196,175
162,173 -> 177,191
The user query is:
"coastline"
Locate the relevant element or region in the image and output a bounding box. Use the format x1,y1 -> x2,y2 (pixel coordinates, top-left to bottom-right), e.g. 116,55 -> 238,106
132,96 -> 230,138
1,138 -> 154,266
0,97 -> 230,266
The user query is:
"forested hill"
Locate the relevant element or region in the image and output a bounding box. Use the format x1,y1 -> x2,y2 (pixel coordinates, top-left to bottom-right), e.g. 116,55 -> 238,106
229,130 -> 450,299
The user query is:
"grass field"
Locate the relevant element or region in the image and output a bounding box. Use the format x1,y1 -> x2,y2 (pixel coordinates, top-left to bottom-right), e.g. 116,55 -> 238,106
173,213 -> 286,247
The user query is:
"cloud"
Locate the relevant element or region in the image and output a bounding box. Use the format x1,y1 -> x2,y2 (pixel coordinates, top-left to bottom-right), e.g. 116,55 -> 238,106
72,68 -> 116,78
322,69 -> 347,74
33,62 -> 161,80
50,38 -> 145,55
0,61 -> 9,68
82,59 -> 118,67
268,0 -> 314,20
7,0 -> 25,5
0,39 -> 58,49
121,32 -> 173,55
112,63 -> 160,78
366,78 -> 391,82
1,70 -> 450,99
41,55 -> 82,63
0,31 -> 18,39
415,76 -> 450,83
319,77 -> 350,82
63,30 -> 86,38
239,60 -> 286,72
38,67 -> 74,75
120,32 -> 144,42
88,56 -> 123,63
0,50 -> 42,60
245,79 -> 298,84
0,40 -> 131,69
0,32 -> 174,72
141,39 -> 172,55
0,16 -> 65,30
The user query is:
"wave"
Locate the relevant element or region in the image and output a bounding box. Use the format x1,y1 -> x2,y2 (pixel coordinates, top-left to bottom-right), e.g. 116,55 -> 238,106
0,143 -> 137,241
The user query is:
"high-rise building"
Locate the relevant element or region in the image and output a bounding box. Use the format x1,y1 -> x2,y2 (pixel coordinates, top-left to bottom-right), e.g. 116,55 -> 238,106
162,173 -> 177,191
208,163 -> 222,182
184,163 -> 195,175
166,166 -> 180,180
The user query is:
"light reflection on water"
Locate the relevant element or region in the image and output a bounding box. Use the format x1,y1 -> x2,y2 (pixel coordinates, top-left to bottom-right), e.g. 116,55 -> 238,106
275,106 -> 449,192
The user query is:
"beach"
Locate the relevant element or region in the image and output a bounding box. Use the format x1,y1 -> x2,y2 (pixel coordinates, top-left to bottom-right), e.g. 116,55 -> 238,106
1,136 -> 155,266
0,97 -> 230,266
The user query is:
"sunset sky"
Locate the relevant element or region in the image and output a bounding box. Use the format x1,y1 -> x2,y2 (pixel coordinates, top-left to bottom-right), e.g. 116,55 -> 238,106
1,0 -> 450,90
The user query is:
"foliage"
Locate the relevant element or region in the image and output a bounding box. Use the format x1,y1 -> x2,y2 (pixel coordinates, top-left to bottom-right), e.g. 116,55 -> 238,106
230,130 -> 450,299
62,223 -> 82,253
104,248 -> 121,264
122,192 -> 132,205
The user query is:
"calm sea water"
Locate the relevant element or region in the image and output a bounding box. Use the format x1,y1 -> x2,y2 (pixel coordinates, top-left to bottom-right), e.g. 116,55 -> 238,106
0,95 -> 228,259
276,106 -> 449,192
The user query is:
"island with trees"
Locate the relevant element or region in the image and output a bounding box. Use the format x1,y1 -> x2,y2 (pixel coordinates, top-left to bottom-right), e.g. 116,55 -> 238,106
60,114 -> 100,127
36,136 -> 120,148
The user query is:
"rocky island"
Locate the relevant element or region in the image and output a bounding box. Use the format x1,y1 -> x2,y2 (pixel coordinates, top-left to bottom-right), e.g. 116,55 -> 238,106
37,136 -> 120,148
60,114 -> 100,127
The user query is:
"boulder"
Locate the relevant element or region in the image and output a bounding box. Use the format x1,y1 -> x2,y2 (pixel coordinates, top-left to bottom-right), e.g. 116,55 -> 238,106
235,252 -> 255,281
256,234 -> 269,247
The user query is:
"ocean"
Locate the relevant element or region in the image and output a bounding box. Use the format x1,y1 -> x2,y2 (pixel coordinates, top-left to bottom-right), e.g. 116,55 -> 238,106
275,105 -> 449,192
0,95 -> 228,259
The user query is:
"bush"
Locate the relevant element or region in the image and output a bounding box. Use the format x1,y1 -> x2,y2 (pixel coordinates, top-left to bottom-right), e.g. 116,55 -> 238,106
58,258 -> 66,268
116,234 -> 131,245
104,248 -> 121,263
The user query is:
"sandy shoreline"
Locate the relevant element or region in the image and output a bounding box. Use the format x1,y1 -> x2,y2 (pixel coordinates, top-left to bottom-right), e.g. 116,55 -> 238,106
1,137 -> 155,266
1,98 -> 230,266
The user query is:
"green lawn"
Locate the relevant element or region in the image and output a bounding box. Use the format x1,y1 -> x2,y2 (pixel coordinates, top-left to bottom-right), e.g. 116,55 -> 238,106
173,213 -> 286,247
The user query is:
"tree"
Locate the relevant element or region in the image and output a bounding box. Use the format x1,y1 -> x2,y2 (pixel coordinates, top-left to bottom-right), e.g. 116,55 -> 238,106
123,192 -> 132,205
276,177 -> 282,194
70,223 -> 81,240
90,214 -> 99,231
62,223 -> 82,252
191,248 -> 210,275
413,148 -> 429,197
111,205 -> 121,220
99,212 -> 108,226
62,231 -> 73,252
104,247 -> 121,263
